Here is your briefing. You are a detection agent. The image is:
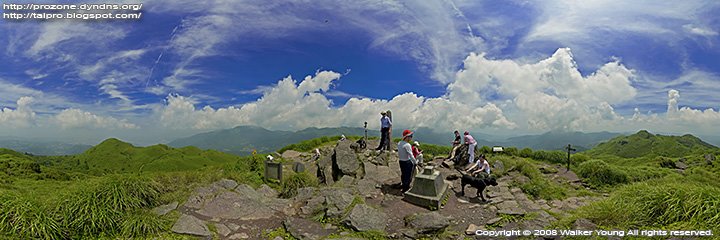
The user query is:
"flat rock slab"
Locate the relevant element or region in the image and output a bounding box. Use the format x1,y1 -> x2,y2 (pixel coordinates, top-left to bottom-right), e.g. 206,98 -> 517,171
343,204 -> 387,232
284,217 -> 335,240
282,150 -> 303,159
184,185 -> 224,209
213,178 -> 239,190
215,223 -> 232,237
152,202 -> 178,216
171,214 -> 211,237
405,212 -> 451,234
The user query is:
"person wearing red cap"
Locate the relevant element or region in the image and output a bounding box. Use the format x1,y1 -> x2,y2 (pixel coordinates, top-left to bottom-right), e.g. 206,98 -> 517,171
464,131 -> 477,165
397,129 -> 417,192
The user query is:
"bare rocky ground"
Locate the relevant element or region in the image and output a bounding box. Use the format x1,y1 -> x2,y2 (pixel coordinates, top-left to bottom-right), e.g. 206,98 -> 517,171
161,139 -> 604,240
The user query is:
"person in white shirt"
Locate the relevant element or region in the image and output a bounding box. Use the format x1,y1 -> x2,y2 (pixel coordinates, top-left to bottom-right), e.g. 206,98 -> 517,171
466,154 -> 491,177
397,129 -> 417,193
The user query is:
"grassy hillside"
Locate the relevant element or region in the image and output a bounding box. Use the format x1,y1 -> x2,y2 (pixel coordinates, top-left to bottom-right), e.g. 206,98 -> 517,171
53,138 -> 243,174
586,130 -> 718,158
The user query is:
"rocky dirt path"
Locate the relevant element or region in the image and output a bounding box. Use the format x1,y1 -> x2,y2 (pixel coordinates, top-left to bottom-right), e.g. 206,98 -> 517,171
162,140 -> 604,240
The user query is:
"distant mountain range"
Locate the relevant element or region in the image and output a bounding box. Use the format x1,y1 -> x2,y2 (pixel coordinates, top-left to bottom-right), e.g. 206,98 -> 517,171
168,126 -> 381,156
166,126 -> 629,155
0,137 -> 92,156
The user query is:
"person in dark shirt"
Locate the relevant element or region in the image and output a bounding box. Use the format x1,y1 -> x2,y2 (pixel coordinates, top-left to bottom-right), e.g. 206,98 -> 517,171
448,130 -> 461,161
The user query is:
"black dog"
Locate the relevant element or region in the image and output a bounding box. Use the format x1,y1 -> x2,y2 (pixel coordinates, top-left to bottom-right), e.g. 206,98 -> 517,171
460,174 -> 498,202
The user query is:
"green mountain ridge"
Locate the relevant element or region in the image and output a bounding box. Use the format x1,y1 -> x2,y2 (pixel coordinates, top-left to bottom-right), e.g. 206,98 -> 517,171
55,138 -> 242,174
586,130 -> 719,158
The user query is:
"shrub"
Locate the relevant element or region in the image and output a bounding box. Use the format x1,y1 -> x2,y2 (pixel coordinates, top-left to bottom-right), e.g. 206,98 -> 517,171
519,148 -> 533,158
531,150 -> 567,164
279,171 -> 319,198
659,157 -> 676,168
504,147 -> 519,156
577,160 -> 629,187
570,153 -> 590,165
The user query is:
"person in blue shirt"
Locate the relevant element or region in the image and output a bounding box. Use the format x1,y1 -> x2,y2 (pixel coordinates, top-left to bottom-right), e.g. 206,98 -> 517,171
375,111 -> 392,151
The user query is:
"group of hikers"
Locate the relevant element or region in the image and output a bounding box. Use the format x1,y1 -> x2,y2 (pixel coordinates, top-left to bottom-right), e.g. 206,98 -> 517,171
372,111 -> 490,193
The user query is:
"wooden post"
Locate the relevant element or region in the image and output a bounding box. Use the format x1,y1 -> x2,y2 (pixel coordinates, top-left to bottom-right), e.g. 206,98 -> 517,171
565,144 -> 576,172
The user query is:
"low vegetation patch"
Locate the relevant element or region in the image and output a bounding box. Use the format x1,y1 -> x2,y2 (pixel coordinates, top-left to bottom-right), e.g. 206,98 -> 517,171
571,181 -> 720,231
280,171 -> 319,198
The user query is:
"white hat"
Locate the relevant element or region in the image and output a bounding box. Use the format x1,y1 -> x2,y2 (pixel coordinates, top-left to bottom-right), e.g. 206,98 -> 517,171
414,141 -> 420,146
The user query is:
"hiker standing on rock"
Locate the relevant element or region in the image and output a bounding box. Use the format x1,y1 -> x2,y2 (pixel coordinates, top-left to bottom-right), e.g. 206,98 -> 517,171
464,131 -> 477,165
448,130 -> 461,161
398,129 -> 418,193
375,111 -> 392,151
386,110 -> 393,151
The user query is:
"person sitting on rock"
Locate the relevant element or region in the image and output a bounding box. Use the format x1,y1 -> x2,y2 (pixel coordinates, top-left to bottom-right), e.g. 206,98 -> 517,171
448,130 -> 461,160
412,141 -> 424,166
466,154 -> 491,178
397,129 -> 418,193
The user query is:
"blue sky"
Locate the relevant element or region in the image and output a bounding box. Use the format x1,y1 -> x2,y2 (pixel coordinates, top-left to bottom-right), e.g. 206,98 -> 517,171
1,0 -> 719,145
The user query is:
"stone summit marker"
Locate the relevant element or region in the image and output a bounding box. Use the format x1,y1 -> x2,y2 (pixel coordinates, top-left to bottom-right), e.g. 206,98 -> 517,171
264,160 -> 283,183
403,166 -> 450,210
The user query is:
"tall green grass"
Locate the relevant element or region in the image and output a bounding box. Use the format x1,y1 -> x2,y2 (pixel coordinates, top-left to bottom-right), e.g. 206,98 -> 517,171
494,156 -> 567,200
0,192 -> 61,239
577,159 -> 675,188
58,176 -> 162,237
573,181 -> 720,231
0,175 -> 169,239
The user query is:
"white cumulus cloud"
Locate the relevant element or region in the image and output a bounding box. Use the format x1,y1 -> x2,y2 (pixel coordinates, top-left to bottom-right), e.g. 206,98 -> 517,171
54,109 -> 138,129
448,48 -> 636,131
157,70 -> 516,131
0,97 -> 37,128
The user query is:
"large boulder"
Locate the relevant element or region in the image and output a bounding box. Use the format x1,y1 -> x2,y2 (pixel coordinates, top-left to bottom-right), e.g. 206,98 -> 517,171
333,141 -> 363,179
405,212 -> 452,234
317,155 -> 335,185
453,144 -> 474,168
364,164 -> 399,184
171,214 -> 212,237
343,204 -> 387,232
324,189 -> 355,219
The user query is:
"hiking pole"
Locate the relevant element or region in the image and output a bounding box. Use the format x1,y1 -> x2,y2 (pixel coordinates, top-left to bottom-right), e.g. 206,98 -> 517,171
364,122 -> 367,143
